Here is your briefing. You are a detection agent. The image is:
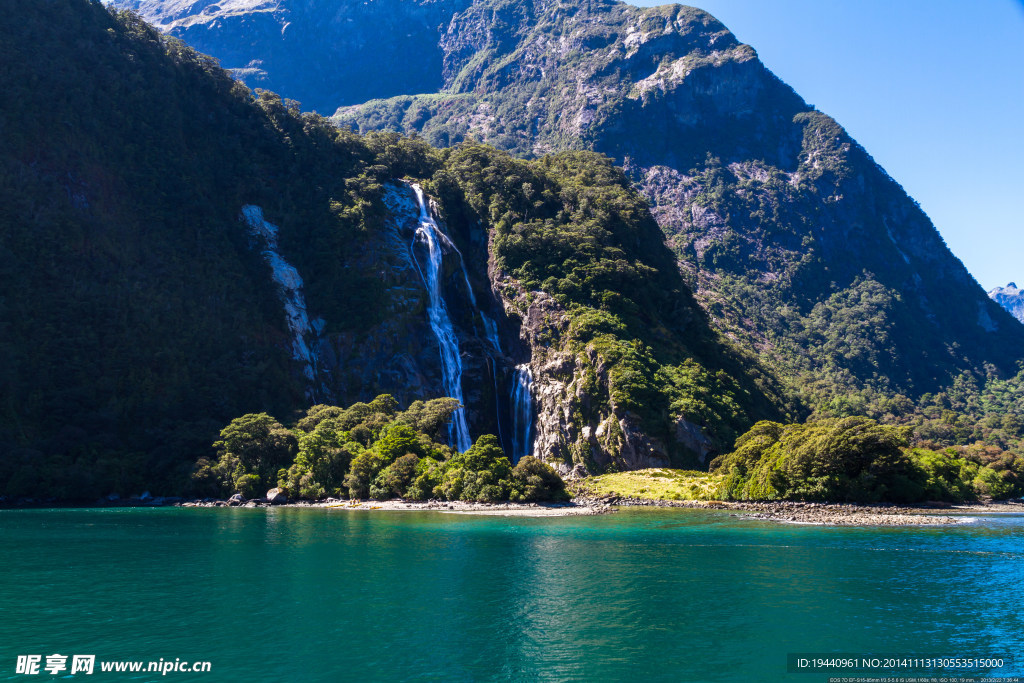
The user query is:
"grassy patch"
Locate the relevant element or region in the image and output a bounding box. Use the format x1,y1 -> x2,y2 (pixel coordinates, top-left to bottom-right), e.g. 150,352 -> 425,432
580,469 -> 725,501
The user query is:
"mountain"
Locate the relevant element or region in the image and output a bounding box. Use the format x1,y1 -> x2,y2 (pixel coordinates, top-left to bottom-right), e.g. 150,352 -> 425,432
1,0 -> 789,498
990,284 -> 1024,324
116,0 -> 1024,437
337,0 -> 1024,409
110,0 -> 473,113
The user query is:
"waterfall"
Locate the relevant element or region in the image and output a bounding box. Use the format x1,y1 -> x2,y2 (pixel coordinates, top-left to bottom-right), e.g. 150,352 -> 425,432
511,364 -> 534,463
408,184 -> 473,452
241,205 -> 320,392
403,181 -> 520,456
479,312 -> 507,450
459,264 -> 507,450
478,312 -> 502,356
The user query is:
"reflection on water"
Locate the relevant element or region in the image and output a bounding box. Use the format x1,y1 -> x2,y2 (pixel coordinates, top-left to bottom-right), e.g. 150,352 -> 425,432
0,508 -> 1021,682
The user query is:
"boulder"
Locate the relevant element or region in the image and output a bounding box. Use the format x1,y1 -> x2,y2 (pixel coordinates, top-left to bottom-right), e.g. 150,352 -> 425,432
266,488 -> 288,505
228,493 -> 246,506
566,464 -> 589,481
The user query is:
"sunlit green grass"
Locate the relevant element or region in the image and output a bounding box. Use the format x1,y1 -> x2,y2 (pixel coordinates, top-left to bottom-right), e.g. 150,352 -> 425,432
581,469 -> 725,501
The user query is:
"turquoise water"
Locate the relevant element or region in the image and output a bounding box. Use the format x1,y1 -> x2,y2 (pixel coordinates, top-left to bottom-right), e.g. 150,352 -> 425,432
1,507 -> 1022,682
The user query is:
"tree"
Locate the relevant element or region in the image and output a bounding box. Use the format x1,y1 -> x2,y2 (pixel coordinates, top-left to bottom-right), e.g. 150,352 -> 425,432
203,413 -> 297,496
510,456 -> 569,501
281,418 -> 351,499
375,422 -> 426,462
712,417 -> 931,502
396,398 -> 460,443
370,454 -> 420,499
436,434 -> 513,502
344,451 -> 384,500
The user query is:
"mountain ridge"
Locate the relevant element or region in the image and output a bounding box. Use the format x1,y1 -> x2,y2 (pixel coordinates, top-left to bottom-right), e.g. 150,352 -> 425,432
990,283 -> 1024,324
1,0 -> 796,497
119,0 -> 1024,407
113,0 -> 474,112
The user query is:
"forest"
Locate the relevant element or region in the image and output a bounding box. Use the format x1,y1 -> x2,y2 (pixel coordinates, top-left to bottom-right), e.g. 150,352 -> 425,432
194,396 -> 568,503
1,1 -> 1022,504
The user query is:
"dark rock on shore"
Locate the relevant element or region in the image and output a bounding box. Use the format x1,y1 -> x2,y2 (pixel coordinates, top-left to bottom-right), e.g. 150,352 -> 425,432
266,488 -> 288,505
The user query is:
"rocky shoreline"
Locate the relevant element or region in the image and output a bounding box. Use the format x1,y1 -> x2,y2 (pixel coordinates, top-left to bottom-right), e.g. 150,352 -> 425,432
106,496 -> 1024,524
176,497 -> 610,516
576,494 -> 1024,526
6,491 -> 1023,525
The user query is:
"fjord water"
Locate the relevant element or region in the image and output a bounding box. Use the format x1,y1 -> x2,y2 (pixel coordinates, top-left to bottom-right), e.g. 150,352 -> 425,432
2,509 -> 1022,682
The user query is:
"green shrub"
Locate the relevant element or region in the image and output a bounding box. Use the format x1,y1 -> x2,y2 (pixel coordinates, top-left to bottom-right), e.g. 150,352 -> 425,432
193,413 -> 297,497
344,451 -> 384,500
370,454 -> 420,499
435,435 -> 513,502
713,417 -> 925,502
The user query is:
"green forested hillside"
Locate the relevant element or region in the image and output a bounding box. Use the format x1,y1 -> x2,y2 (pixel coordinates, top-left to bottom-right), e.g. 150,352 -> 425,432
711,417 -> 1024,503
0,0 -> 792,498
108,1 -> 1024,463
430,146 -> 792,461
332,0 -> 1024,454
0,0 -> 441,497
2,0 -> 292,496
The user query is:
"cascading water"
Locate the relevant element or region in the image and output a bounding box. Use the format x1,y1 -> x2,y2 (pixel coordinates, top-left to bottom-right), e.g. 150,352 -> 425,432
408,184 -> 473,452
241,205 -> 321,396
510,363 -> 534,462
403,181 -> 527,457
456,251 -> 509,449
479,310 -> 508,451
458,269 -> 502,355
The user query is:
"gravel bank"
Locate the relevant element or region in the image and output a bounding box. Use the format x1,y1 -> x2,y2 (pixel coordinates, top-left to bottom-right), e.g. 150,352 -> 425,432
179,498 -> 611,516
575,495 -> 1024,525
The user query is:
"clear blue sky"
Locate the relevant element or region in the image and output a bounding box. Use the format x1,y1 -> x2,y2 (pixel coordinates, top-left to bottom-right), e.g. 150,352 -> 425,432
632,0 -> 1024,291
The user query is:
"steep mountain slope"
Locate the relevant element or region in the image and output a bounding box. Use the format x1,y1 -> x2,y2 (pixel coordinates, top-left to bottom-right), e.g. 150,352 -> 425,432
112,0 -> 473,113
1,0 -> 788,497
118,0 -> 1024,417
990,284 -> 1024,324
341,0 -> 1024,415
1,0 -> 310,496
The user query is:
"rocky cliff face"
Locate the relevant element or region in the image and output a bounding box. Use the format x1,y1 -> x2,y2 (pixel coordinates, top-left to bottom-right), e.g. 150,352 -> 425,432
334,0 -> 1024,407
102,0 -> 1024,470
989,283 -> 1024,325
489,269 -> 669,473
125,0 -> 1024,409
493,281 -> 705,474
332,181 -> 509,444
114,0 -> 471,113
315,183 -> 441,407
318,175 -> 725,472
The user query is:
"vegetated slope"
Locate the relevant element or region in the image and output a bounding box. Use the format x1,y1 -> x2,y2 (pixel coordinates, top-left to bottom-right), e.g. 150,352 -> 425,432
344,1 -> 1024,385
335,0 -> 1024,446
123,0 -> 1024,451
429,145 -> 792,470
0,0 -> 410,496
0,0 -> 789,497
